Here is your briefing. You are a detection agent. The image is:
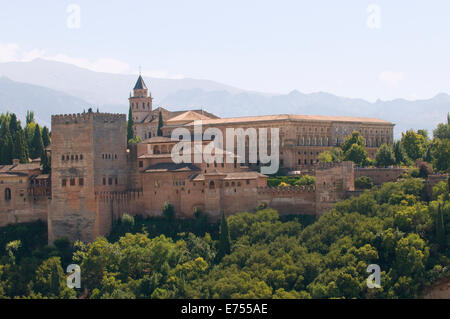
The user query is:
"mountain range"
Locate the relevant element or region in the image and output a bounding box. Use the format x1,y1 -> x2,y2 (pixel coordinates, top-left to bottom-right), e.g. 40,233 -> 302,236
0,58 -> 448,138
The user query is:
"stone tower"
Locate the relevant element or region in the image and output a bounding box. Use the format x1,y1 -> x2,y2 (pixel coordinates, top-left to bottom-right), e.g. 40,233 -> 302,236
48,112 -> 127,243
129,75 -> 153,124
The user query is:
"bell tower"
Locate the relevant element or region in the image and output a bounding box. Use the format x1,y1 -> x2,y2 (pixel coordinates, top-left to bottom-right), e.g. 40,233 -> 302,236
129,74 -> 153,124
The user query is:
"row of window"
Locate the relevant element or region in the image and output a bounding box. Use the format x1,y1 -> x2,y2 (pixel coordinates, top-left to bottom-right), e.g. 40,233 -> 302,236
102,153 -> 118,160
62,178 -> 84,187
102,177 -> 118,186
61,154 -> 84,161
131,102 -> 151,110
298,159 -> 319,165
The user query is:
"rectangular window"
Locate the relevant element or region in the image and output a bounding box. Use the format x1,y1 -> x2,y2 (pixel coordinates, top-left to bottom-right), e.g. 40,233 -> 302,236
139,161 -> 143,168
79,178 -> 84,186
62,179 -> 67,187
108,178 -> 112,185
70,178 -> 75,186
103,177 -> 106,185
115,178 -> 118,185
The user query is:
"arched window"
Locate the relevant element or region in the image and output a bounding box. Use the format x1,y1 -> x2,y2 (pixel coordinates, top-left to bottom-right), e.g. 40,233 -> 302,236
4,188 -> 11,201
209,181 -> 215,189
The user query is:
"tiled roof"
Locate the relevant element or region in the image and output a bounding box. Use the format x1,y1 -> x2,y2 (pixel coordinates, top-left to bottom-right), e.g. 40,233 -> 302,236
143,108 -> 219,124
0,171 -> 28,178
180,114 -> 393,126
191,171 -> 267,181
140,136 -> 179,144
144,162 -> 201,173
0,162 -> 41,173
167,110 -> 215,123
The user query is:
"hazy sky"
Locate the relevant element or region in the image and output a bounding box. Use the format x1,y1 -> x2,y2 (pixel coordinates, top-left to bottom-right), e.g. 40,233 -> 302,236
0,0 -> 449,101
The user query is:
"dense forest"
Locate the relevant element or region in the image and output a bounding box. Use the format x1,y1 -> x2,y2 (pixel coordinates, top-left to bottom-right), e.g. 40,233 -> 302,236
0,112 -> 448,299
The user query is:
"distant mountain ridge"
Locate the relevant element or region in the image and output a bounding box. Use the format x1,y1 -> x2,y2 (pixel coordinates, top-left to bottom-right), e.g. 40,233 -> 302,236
0,59 -> 449,138
0,76 -> 90,126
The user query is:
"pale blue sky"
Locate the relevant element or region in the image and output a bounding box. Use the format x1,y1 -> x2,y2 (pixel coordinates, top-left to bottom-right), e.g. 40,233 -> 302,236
0,0 -> 449,101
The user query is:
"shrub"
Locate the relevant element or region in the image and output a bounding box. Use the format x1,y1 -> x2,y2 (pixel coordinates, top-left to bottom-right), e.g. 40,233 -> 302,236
355,176 -> 374,189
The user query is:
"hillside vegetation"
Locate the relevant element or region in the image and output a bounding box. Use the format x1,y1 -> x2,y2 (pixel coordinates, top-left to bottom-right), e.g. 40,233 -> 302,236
0,175 -> 448,299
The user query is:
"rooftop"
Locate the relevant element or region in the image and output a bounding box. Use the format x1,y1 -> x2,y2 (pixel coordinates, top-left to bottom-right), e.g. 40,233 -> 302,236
144,162 -> 201,173
134,75 -> 147,90
178,114 -> 393,126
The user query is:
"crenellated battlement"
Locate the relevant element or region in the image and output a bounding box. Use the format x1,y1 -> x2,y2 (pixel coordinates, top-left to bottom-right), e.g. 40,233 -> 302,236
257,185 -> 315,194
52,112 -> 126,125
315,161 -> 353,170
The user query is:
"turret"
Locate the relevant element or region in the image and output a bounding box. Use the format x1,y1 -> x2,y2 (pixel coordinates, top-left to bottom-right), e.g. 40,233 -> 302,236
129,74 -> 153,124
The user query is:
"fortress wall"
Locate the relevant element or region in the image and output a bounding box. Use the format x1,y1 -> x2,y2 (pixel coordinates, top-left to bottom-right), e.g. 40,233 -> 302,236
315,161 -> 355,215
257,186 -> 316,215
0,197 -> 48,227
355,167 -> 406,185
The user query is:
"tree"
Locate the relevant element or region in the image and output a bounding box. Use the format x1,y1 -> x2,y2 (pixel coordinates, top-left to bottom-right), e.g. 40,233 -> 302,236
435,203 -> 446,249
13,129 -> 29,163
216,212 -> 231,262
9,113 -> 19,136
431,138 -> 450,173
341,131 -> 365,154
417,129 -> 429,140
341,132 -> 369,166
433,117 -> 450,140
318,151 -> 332,163
121,214 -> 135,233
329,147 -> 343,163
157,111 -> 163,137
127,106 -> 134,143
393,140 -> 408,165
30,124 -> 44,159
26,110 -> 35,125
0,131 -> 13,165
375,143 -> 395,167
343,144 -> 368,166
42,151 -> 51,174
401,130 -> 427,161
162,202 -> 175,222
6,240 -> 21,265
33,257 -> 75,298
355,176 -> 374,189
41,126 -> 51,148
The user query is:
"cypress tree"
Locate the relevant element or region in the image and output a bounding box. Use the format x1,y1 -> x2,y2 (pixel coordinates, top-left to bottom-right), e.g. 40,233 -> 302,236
216,212 -> 231,262
26,110 -> 35,125
0,116 -> 13,164
157,111 -> 163,136
9,113 -> 19,136
436,203 -> 446,249
42,126 -> 51,148
30,124 -> 44,160
42,151 -> 51,174
127,106 -> 134,142
13,129 -> 29,163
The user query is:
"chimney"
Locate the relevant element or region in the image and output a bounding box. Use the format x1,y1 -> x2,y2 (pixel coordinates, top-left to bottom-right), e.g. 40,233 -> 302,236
13,159 -> 20,165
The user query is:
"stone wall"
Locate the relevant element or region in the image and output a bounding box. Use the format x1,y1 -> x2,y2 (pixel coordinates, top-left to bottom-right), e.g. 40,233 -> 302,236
315,161 -> 355,215
257,186 -> 316,215
355,167 -> 406,185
